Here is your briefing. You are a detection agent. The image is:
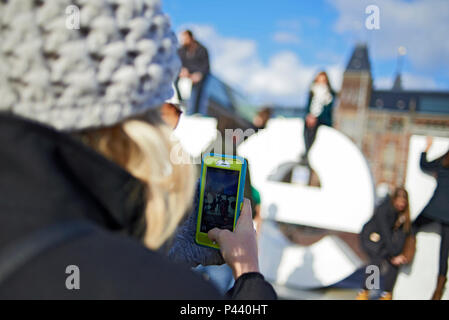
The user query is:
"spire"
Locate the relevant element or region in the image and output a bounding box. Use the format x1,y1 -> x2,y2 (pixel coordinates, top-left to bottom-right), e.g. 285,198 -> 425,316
345,43 -> 371,72
392,46 -> 406,91
392,73 -> 402,91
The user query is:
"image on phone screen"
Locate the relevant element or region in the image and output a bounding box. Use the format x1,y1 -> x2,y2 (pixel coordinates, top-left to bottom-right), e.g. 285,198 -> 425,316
201,167 -> 240,233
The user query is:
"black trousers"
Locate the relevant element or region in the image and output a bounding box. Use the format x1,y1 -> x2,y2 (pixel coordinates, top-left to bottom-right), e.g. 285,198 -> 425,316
363,256 -> 400,292
303,122 -> 320,157
412,215 -> 449,277
189,79 -> 207,114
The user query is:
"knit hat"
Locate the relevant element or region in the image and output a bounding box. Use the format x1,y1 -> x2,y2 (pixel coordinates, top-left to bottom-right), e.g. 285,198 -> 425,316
0,0 -> 181,131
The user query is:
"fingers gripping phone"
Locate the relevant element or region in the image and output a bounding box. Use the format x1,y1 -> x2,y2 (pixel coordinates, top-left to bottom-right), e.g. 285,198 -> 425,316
195,153 -> 247,249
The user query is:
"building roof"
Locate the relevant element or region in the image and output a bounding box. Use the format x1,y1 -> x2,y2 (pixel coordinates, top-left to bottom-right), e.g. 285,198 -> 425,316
369,89 -> 449,115
345,44 -> 371,72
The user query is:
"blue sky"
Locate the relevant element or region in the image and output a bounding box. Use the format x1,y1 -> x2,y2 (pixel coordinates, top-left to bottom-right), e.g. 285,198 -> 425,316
163,0 -> 449,106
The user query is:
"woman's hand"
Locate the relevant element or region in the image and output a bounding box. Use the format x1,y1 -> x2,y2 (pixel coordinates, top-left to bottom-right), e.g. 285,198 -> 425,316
207,198 -> 259,280
425,136 -> 433,152
306,114 -> 318,128
179,67 -> 190,78
391,254 -> 408,266
190,72 -> 203,84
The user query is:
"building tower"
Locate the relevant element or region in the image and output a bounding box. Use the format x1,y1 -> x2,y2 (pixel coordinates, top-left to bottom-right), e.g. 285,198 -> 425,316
335,44 -> 373,147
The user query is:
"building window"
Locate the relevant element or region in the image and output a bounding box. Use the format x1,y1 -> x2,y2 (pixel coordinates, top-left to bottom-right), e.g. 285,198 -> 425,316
420,96 -> 449,114
375,99 -> 384,108
396,100 -> 406,110
382,142 -> 397,184
368,119 -> 377,131
389,118 -> 404,132
383,142 -> 396,171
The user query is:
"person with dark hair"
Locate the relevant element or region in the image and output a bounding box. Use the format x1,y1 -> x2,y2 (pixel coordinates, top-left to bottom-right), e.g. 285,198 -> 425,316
356,187 -> 412,300
410,137 -> 449,300
160,90 -> 183,130
177,30 -> 210,115
301,71 -> 335,165
253,107 -> 272,131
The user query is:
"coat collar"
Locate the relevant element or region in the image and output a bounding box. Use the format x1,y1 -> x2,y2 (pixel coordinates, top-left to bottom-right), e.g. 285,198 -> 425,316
0,114 -> 146,243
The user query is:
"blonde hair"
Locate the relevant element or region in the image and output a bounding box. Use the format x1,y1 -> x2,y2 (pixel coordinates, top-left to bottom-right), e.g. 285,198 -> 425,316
79,110 -> 195,249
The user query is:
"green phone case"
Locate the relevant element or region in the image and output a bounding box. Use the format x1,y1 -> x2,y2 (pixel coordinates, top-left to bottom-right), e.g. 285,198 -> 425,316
195,153 -> 247,249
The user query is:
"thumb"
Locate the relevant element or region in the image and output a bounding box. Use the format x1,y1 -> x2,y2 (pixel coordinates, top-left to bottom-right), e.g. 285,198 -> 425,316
236,198 -> 253,230
207,228 -> 222,243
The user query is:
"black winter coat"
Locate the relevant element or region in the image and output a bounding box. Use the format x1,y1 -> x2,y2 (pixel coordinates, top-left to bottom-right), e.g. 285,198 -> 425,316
178,41 -> 210,76
360,198 -> 408,259
0,114 -> 275,299
419,152 -> 449,225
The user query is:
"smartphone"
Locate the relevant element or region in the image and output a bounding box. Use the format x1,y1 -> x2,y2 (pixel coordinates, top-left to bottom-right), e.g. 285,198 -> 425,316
195,153 -> 247,249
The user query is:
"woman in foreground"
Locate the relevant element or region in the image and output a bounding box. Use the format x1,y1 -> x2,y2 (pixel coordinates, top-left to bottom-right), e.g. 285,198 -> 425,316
0,0 -> 276,300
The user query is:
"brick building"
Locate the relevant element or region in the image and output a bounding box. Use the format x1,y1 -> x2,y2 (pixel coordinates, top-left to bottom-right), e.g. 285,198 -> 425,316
335,44 -> 449,189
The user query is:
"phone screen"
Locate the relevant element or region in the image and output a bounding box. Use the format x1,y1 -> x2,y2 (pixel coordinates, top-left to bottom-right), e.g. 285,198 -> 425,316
200,167 -> 240,233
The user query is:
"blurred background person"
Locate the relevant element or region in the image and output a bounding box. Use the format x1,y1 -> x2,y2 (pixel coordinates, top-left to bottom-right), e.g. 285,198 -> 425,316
301,71 -> 335,166
160,91 -> 183,130
357,187 -> 412,300
177,30 -> 210,115
252,107 -> 272,132
250,185 -> 263,235
410,137 -> 449,300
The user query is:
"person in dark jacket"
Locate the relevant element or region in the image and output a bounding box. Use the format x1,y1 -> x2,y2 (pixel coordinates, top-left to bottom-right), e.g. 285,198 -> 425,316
177,30 -> 210,115
0,1 -> 276,300
301,71 -> 335,165
356,187 -> 412,300
411,137 -> 449,300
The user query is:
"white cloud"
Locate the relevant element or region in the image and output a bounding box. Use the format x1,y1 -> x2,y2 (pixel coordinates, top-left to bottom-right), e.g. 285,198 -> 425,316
272,32 -> 301,45
177,24 -> 343,106
374,77 -> 394,90
402,74 -> 439,90
276,17 -> 320,31
330,0 -> 449,73
374,73 -> 439,90
277,19 -> 302,31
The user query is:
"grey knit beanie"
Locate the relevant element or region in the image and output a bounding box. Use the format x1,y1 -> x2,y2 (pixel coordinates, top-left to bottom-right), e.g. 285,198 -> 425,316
0,0 -> 181,131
